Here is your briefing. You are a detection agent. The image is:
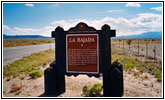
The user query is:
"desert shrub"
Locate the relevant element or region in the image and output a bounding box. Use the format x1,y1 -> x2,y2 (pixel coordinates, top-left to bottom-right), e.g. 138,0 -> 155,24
40,62 -> 48,67
154,71 -> 162,82
11,83 -> 22,92
154,71 -> 161,78
112,55 -> 122,62
144,74 -> 148,79
31,42 -> 37,45
157,78 -> 162,82
128,57 -> 135,64
136,66 -> 145,72
82,85 -> 90,97
143,83 -> 148,86
29,69 -> 43,79
158,64 -> 162,70
82,83 -> 103,97
47,40 -> 52,43
144,60 -> 149,63
124,63 -> 135,70
15,91 -> 21,95
19,76 -> 25,80
89,83 -> 103,97
133,72 -> 139,77
6,77 -> 11,81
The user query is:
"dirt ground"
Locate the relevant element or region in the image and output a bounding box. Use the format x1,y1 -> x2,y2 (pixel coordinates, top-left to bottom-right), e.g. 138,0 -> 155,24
3,64 -> 162,98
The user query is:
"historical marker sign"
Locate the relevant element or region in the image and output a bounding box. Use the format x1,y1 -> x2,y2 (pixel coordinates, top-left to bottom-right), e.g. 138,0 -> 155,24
66,34 -> 99,74
46,22 -> 123,97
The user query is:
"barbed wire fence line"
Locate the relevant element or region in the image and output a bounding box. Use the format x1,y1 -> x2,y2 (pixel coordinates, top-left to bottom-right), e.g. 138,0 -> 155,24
111,39 -> 162,63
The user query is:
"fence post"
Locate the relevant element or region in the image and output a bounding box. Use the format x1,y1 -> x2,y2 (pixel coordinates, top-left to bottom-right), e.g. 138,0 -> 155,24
154,46 -> 156,63
146,40 -> 148,59
123,39 -> 124,50
138,40 -> 139,54
119,40 -> 121,48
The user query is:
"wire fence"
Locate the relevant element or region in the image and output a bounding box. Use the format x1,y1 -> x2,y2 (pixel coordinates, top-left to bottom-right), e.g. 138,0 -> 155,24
111,39 -> 162,62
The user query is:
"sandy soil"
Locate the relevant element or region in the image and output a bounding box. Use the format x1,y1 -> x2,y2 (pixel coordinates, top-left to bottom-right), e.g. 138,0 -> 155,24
3,64 -> 162,98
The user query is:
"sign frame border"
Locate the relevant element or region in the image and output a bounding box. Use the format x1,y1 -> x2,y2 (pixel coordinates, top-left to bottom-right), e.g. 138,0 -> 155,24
66,34 -> 99,74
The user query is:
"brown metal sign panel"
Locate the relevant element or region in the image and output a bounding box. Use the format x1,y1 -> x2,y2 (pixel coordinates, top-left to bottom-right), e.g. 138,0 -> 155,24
66,34 -> 99,74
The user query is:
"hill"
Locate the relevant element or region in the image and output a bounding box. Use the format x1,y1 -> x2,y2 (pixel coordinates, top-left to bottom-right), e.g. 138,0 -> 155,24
115,31 -> 162,39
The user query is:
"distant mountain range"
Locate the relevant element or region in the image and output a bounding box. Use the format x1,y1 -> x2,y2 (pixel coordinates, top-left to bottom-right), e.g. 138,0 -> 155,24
3,34 -> 51,39
3,31 -> 162,39
114,31 -> 162,39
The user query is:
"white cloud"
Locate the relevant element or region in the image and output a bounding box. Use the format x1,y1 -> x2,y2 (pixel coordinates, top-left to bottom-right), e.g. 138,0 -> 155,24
150,7 -> 162,11
107,10 -> 124,13
125,3 -> 141,7
3,25 -> 11,30
130,13 -> 162,27
3,13 -> 162,37
13,27 -> 40,34
50,13 -> 162,36
44,26 -> 54,30
25,3 -> 34,7
52,4 -> 59,7
3,25 -> 14,33
3,26 -> 41,35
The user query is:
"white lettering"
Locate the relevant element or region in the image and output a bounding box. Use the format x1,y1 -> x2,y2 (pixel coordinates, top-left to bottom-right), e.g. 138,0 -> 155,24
69,38 -> 76,42
77,38 -> 95,43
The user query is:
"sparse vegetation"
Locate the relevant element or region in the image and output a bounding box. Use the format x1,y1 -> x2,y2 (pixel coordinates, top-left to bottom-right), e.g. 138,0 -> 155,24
3,49 -> 55,78
15,91 -> 21,95
133,72 -> 139,77
154,71 -> 162,82
143,83 -> 148,87
3,39 -> 54,48
112,50 -> 162,82
6,77 -> 11,81
29,69 -> 43,79
19,76 -> 25,80
82,83 -> 103,97
11,83 -> 23,92
143,74 -> 148,79
111,38 -> 162,83
141,48 -> 144,51
136,66 -> 145,72
3,38 -> 162,97
158,64 -> 162,70
31,42 -> 37,45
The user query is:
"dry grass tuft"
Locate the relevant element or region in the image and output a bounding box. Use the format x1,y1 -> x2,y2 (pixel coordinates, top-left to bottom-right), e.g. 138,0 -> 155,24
11,83 -> 23,92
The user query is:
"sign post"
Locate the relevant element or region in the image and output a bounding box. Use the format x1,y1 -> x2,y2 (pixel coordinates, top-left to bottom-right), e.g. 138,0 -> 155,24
44,22 -> 123,97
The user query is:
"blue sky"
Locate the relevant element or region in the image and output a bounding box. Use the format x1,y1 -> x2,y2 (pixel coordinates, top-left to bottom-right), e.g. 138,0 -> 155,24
3,2 -> 162,36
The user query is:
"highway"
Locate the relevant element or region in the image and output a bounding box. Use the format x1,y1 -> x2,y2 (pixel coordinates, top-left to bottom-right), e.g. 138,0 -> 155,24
3,43 -> 55,66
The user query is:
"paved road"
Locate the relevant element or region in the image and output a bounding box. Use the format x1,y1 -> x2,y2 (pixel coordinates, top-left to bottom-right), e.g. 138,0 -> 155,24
3,43 -> 55,66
